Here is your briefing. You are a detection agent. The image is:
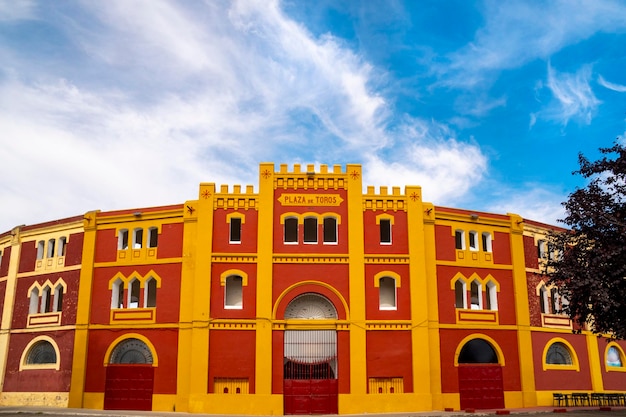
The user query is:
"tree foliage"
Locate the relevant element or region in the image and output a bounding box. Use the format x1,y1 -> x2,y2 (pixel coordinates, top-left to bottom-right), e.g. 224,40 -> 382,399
549,141 -> 626,339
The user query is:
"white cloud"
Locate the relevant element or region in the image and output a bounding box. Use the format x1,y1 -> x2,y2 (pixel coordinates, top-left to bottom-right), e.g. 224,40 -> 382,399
539,64 -> 600,125
441,0 -> 626,87
489,185 -> 567,225
598,75 -> 626,92
0,0 -> 36,21
0,0 -> 489,231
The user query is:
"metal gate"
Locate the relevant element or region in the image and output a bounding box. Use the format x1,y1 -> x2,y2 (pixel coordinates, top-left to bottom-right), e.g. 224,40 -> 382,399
104,364 -> 154,410
458,364 -> 504,410
284,330 -> 338,415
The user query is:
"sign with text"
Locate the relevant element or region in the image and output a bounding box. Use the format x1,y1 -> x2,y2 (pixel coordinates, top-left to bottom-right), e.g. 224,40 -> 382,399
278,193 -> 343,206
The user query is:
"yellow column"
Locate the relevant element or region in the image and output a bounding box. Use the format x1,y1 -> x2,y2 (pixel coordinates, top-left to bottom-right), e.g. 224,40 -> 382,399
255,163 -> 277,410
346,164 -> 367,406
510,214 -> 537,407
586,333 -> 604,392
176,184 -> 215,413
407,196 -> 441,410
68,213 -> 98,407
0,227 -> 22,393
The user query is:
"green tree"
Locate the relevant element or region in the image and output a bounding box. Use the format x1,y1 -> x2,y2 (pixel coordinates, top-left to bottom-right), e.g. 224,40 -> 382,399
549,141 -> 626,339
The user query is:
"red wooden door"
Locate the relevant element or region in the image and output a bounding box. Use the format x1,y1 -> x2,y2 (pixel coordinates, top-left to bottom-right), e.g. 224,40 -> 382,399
284,378 -> 338,415
458,364 -> 504,410
104,364 -> 154,411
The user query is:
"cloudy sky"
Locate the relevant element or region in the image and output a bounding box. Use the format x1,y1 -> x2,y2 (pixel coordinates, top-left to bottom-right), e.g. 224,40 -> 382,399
1,0 -> 625,232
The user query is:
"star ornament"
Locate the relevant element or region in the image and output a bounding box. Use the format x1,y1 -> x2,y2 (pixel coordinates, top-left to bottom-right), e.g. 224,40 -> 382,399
349,170 -> 360,180
261,169 -> 272,179
201,189 -> 212,199
409,192 -> 420,202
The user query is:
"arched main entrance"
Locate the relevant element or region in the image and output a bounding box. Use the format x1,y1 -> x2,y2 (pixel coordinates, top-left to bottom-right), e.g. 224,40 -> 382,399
457,338 -> 504,410
283,293 -> 338,415
104,337 -> 155,411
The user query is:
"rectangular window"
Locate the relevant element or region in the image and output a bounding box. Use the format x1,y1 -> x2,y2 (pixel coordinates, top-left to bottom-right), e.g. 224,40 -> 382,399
380,219 -> 391,244
148,227 -> 159,248
229,218 -> 242,243
455,230 -> 465,250
284,218 -> 298,243
225,276 -> 243,309
57,236 -> 67,257
36,241 -> 45,260
481,232 -> 492,252
304,217 -> 318,243
379,277 -> 396,310
323,217 -> 337,243
537,240 -> 547,259
469,231 -> 478,251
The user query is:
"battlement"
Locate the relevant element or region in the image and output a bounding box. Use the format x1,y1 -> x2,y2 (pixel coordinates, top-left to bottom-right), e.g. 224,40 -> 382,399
278,163 -> 345,175
217,184 -> 256,194
365,186 -> 403,196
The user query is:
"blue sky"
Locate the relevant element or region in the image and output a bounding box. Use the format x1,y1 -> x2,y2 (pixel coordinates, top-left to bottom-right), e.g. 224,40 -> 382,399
1,0 -> 625,232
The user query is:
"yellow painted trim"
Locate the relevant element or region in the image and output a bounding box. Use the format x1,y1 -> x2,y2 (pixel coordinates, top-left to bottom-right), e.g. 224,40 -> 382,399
220,269 -> 249,286
375,212 -> 394,225
272,280 -> 350,320
279,212 -> 300,225
226,212 -> 246,224
454,333 -> 506,366
604,342 -> 626,372
373,271 -> 401,288
19,335 -> 61,371
449,272 -> 499,291
102,333 -> 159,367
541,337 -> 580,371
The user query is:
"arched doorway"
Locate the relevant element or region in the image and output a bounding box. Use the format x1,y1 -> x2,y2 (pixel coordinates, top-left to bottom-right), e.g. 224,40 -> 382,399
457,338 -> 504,410
283,293 -> 338,415
104,338 -> 155,411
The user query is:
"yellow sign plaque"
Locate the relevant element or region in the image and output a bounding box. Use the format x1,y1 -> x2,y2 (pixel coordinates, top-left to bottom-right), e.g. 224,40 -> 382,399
278,193 -> 343,206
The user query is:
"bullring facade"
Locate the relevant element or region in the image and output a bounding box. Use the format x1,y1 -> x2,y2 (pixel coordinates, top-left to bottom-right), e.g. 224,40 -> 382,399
0,162 -> 624,415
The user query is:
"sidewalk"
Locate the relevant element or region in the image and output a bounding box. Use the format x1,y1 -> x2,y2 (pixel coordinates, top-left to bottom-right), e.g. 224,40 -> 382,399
0,405 -> 623,417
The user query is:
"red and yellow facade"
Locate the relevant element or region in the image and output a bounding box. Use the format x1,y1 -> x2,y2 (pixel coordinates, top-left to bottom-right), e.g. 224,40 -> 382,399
1,163 -> 625,414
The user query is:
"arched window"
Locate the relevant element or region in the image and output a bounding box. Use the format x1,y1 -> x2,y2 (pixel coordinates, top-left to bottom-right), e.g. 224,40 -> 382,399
29,288 -> 39,314
109,338 -> 154,364
47,239 -> 56,258
147,227 -> 159,248
470,280 -> 482,310
485,281 -> 498,311
25,340 -> 57,365
41,286 -> 52,313
539,285 -> 548,314
546,342 -> 573,365
36,241 -> 45,260
458,339 -> 498,364
128,278 -> 140,308
53,284 -> 64,312
133,228 -> 143,249
225,275 -> 243,309
455,279 -> 466,309
378,277 -> 396,310
57,236 -> 67,257
111,278 -> 124,309
607,346 -> 623,368
284,217 -> 298,243
118,229 -> 129,250
304,217 -> 318,243
145,277 -> 157,308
